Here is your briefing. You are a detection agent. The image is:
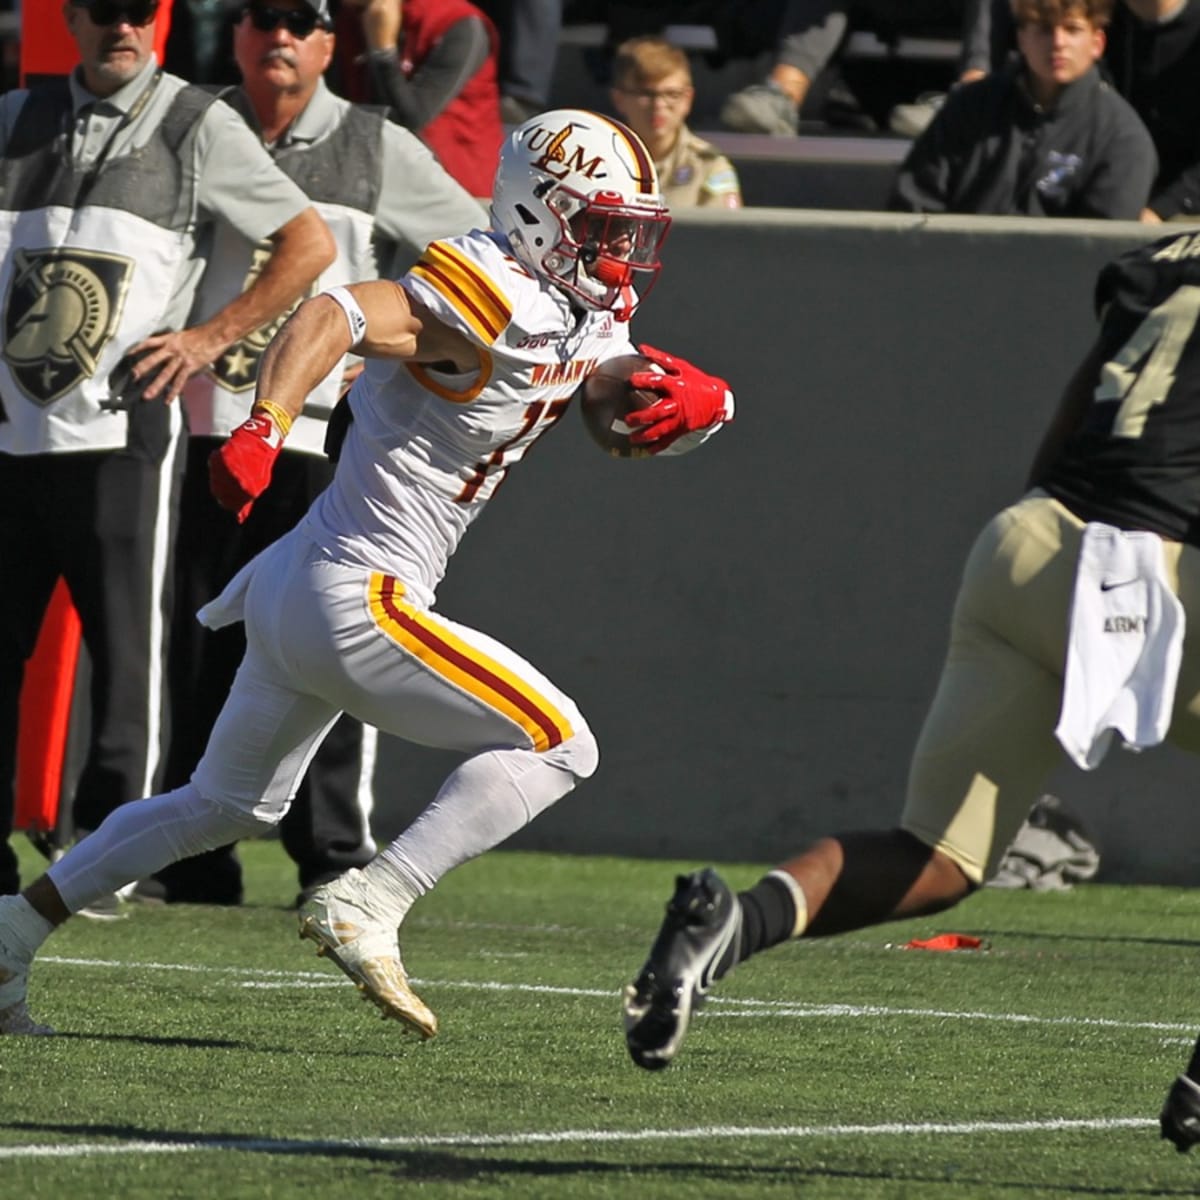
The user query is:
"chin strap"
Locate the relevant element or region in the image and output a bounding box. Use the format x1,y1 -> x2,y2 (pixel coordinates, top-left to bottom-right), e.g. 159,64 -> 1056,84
614,284 -> 635,321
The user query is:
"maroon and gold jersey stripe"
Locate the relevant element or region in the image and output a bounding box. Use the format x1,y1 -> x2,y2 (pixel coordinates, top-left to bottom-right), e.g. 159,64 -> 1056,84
597,115 -> 657,195
368,575 -> 573,752
410,241 -> 512,344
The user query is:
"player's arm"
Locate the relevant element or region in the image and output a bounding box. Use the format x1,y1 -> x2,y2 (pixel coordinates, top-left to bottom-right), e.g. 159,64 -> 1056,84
208,280 -> 472,521
257,280 -> 474,411
1025,335 -> 1109,489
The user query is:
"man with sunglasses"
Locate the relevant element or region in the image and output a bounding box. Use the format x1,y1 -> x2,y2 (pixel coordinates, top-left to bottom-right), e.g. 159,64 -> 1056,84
0,0 -> 336,910
145,0 -> 484,911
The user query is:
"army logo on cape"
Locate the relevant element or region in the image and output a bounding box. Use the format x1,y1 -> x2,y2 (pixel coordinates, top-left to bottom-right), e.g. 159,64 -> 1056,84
3,247 -> 134,406
210,243 -> 313,393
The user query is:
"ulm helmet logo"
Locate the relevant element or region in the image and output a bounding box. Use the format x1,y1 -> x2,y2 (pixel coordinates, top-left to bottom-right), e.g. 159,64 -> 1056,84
528,124 -> 605,183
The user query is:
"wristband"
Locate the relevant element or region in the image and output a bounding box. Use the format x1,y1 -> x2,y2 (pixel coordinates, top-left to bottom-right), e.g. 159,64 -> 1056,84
325,285 -> 368,348
252,398 -> 293,439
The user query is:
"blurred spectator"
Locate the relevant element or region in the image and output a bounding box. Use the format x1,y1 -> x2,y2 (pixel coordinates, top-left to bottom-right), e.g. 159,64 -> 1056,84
719,1 -> 962,135
895,0 -> 1200,220
477,0 -> 562,123
1105,0 -> 1200,221
610,36 -> 742,208
889,0 -> 1017,136
888,0 -> 1156,219
164,0 -> 240,84
336,0 -> 503,198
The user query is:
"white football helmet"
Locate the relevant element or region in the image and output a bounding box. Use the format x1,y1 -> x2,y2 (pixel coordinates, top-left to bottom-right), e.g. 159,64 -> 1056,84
490,108 -> 671,320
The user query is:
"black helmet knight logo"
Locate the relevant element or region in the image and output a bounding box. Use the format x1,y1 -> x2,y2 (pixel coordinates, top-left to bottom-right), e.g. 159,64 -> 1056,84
3,247 -> 133,406
210,243 -> 312,393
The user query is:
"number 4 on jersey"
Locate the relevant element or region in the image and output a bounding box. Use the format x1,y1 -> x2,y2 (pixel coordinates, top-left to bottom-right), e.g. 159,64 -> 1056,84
1095,285 -> 1200,438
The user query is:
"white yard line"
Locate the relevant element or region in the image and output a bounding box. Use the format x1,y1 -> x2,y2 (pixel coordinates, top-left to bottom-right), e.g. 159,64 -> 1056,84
0,1117 -> 1158,1161
38,954 -> 1196,1033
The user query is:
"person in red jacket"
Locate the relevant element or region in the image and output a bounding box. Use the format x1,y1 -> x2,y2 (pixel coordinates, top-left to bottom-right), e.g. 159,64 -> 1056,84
337,0 -> 503,198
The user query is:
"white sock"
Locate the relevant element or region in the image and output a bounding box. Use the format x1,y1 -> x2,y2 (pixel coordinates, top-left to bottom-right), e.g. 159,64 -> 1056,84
48,784 -> 269,914
366,746 -> 578,926
766,869 -> 810,937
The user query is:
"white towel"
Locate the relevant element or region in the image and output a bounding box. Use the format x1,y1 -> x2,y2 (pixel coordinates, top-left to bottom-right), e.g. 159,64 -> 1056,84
1055,522 -> 1185,770
197,553 -> 258,631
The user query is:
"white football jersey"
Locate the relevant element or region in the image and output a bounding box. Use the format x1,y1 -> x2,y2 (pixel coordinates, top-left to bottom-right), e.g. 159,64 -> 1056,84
302,231 -> 635,607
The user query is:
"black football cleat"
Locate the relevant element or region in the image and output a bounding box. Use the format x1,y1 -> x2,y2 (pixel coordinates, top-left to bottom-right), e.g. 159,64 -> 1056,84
1161,1074 -> 1200,1152
622,867 -> 742,1070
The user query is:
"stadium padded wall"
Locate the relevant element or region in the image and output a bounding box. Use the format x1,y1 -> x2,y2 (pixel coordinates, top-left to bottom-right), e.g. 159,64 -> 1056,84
377,213 -> 1188,882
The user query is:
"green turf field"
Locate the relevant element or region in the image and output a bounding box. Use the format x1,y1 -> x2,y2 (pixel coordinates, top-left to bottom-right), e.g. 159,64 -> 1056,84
2,837 -> 1199,1198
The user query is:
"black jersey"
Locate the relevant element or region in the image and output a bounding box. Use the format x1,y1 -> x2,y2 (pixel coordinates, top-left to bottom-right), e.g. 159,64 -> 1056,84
1041,230 -> 1200,544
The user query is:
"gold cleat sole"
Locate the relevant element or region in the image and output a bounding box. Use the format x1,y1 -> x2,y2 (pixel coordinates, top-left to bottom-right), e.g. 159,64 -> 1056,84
298,916 -> 438,1039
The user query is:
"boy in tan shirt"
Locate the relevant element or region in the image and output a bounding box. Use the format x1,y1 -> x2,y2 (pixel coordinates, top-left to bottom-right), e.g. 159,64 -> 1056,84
610,37 -> 742,209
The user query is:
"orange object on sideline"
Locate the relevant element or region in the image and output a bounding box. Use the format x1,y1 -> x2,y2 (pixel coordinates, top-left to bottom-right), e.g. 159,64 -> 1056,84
903,934 -> 988,952
15,582 -> 81,836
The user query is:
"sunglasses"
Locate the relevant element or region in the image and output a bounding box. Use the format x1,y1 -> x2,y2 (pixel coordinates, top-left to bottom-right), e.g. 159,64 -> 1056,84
75,0 -> 159,25
243,5 -> 328,37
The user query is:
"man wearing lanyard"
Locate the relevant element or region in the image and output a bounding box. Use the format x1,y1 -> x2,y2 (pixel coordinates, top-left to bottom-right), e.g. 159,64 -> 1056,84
0,0 -> 334,912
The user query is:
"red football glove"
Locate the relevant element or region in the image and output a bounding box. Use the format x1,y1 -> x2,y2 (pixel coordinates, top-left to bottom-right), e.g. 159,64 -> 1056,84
208,412 -> 285,524
623,344 -> 734,450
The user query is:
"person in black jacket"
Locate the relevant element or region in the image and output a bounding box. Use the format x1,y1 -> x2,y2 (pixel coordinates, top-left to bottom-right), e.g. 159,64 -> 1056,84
1105,0 -> 1200,221
906,0 -> 1200,220
889,0 -> 1156,218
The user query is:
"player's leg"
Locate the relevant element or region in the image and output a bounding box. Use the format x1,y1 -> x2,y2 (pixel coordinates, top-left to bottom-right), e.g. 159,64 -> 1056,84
0,536 -> 347,1033
279,715 -> 377,907
0,657 -> 341,1035
293,568 -> 598,1036
624,493 -> 1076,1068
0,648 -> 341,1034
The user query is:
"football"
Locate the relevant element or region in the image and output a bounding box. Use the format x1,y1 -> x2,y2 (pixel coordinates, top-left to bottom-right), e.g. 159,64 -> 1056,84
575,354 -> 661,458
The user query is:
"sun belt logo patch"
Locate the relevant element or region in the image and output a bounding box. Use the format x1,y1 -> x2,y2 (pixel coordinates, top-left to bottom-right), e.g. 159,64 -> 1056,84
209,242 -> 315,392
3,246 -> 133,406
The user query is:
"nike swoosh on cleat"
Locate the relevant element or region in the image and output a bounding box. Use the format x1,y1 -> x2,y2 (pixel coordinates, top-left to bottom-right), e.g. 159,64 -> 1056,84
697,918 -> 739,991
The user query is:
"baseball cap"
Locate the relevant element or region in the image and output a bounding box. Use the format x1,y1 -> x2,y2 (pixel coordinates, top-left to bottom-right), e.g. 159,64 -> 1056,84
297,0 -> 332,19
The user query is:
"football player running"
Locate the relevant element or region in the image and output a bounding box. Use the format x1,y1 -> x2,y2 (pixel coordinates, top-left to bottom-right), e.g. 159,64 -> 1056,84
0,110 -> 734,1038
621,227 -> 1200,1152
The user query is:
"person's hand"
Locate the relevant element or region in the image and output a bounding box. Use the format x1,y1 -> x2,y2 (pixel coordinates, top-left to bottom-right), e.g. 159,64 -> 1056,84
339,360 -> 365,397
623,345 -> 734,450
208,407 -> 287,523
124,327 -> 225,404
1140,207 -> 1164,224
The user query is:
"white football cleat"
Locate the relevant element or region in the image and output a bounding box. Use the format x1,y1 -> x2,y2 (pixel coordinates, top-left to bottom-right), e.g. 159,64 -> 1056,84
0,896 -> 52,1036
297,869 -> 437,1039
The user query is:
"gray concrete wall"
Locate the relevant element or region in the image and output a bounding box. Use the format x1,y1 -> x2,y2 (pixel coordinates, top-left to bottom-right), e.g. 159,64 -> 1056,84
373,211 -> 1200,884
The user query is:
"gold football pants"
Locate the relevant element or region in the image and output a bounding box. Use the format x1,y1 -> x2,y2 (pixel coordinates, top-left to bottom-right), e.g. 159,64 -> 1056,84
901,490 -> 1200,882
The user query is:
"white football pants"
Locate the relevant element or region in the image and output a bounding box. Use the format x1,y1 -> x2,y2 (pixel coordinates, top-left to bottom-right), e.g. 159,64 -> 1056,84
49,529 -> 598,912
